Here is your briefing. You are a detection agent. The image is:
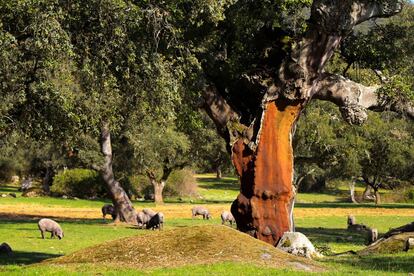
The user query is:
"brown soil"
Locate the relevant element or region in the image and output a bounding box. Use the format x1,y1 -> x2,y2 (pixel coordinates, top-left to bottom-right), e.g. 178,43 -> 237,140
1,204 -> 413,220
48,225 -> 323,272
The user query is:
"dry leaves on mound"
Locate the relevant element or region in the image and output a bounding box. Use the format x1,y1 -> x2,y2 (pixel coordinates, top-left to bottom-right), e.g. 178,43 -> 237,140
49,225 -> 323,272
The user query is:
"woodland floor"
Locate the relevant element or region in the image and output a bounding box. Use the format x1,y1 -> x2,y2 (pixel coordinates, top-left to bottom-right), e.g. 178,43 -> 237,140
0,174 -> 413,275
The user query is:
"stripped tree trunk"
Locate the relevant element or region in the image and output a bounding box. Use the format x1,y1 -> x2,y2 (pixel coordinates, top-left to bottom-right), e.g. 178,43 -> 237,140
230,100 -> 302,245
101,122 -> 137,223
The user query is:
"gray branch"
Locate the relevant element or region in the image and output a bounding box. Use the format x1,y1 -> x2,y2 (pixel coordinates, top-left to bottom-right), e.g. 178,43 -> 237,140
313,74 -> 414,124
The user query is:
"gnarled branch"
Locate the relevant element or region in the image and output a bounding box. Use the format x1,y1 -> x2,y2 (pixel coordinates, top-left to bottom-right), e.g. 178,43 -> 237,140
202,84 -> 239,138
313,74 -> 414,124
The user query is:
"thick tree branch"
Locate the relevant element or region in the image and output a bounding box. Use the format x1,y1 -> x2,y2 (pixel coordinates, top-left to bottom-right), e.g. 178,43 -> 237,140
202,84 -> 239,138
310,0 -> 403,34
313,74 -> 414,124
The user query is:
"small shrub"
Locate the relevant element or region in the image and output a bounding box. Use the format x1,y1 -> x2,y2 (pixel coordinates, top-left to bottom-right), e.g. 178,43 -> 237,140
0,159 -> 21,182
408,190 -> 414,201
51,169 -> 106,198
123,169 -> 198,200
167,169 -> 198,197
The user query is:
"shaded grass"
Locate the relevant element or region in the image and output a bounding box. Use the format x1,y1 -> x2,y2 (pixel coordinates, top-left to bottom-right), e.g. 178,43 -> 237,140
0,262 -> 314,275
322,253 -> 414,275
295,216 -> 414,252
0,251 -> 61,266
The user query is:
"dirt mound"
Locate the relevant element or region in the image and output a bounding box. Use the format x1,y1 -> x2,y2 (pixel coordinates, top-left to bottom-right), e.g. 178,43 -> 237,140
50,225 -> 323,272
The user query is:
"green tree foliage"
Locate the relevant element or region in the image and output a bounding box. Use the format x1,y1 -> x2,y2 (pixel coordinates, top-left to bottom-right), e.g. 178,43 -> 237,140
341,4 -> 414,104
0,0 -> 77,139
51,168 -> 106,198
295,101 -> 414,192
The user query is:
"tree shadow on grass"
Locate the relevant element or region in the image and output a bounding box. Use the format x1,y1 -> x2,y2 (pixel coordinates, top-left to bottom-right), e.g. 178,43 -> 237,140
296,227 -> 369,247
0,251 -> 61,265
0,213 -> 104,224
196,177 -> 239,191
325,254 -> 414,274
295,202 -> 414,209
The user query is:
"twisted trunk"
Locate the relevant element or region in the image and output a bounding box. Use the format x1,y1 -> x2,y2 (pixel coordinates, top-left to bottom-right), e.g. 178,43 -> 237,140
101,122 -> 137,223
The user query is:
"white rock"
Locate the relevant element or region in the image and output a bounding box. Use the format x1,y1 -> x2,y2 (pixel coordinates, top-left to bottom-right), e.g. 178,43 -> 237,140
276,232 -> 322,259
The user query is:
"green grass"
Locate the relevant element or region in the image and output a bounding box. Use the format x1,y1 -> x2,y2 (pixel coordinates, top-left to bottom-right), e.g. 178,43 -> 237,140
0,175 -> 414,275
196,174 -> 239,202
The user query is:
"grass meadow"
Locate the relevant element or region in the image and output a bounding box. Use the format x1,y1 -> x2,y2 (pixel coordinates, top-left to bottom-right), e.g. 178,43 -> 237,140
0,174 -> 413,275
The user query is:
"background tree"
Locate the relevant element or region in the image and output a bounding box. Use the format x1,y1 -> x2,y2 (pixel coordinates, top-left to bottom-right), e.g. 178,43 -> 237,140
124,121 -> 190,204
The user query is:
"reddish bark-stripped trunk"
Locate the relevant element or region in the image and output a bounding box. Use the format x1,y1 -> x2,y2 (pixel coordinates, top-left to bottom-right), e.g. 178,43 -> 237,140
231,100 -> 303,245
101,122 -> 137,223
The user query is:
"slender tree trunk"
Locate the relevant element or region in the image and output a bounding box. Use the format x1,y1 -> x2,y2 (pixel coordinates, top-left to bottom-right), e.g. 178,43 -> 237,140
374,189 -> 381,205
151,179 -> 165,204
216,166 -> 222,179
101,122 -> 137,223
147,168 -> 171,204
231,100 -> 302,245
349,181 -> 358,204
287,185 -> 296,232
42,166 -> 53,194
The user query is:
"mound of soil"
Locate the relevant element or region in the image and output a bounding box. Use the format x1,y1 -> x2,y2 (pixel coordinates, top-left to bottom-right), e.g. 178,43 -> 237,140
50,225 -> 323,272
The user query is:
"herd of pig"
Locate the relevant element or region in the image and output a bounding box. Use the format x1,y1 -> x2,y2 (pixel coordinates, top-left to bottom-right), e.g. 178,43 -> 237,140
35,205 -> 236,240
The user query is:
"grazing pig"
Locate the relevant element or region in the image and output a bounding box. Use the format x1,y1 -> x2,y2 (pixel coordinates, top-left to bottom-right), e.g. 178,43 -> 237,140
221,211 -> 235,226
0,243 -> 12,256
136,211 -> 152,229
191,206 -> 211,220
38,218 -> 64,239
146,212 -> 164,230
142,208 -> 156,217
101,204 -> 115,220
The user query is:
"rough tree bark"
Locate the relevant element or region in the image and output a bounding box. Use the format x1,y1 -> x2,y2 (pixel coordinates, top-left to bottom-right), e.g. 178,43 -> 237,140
101,122 -> 137,223
202,0 -> 406,246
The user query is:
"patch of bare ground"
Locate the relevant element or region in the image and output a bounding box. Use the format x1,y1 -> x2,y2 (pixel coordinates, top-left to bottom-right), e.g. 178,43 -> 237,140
47,225 -> 323,272
1,204 -> 414,220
